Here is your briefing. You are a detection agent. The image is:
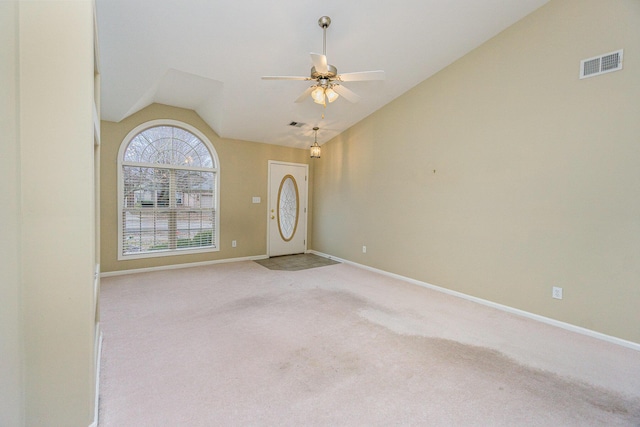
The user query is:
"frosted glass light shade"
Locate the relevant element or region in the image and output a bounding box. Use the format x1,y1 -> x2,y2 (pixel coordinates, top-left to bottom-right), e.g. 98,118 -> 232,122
311,87 -> 325,104
325,87 -> 339,103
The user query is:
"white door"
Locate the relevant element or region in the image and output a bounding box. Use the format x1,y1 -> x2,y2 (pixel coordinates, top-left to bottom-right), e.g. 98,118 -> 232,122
268,161 -> 308,256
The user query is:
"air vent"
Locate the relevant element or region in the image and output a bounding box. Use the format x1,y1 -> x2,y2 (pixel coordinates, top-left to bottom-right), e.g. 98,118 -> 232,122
288,121 -> 305,128
580,49 -> 623,79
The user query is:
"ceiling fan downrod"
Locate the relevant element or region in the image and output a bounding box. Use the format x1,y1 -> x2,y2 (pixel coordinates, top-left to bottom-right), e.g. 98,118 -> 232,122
318,16 -> 331,56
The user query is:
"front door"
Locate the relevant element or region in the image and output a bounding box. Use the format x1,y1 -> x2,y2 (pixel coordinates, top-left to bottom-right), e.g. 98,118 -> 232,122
268,161 -> 308,257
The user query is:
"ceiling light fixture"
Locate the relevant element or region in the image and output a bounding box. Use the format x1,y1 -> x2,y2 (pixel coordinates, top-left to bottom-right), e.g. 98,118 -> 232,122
311,82 -> 340,106
310,127 -> 321,159
311,86 -> 325,104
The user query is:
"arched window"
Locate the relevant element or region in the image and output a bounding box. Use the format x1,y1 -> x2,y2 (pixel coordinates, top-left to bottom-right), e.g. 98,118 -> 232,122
118,120 -> 219,259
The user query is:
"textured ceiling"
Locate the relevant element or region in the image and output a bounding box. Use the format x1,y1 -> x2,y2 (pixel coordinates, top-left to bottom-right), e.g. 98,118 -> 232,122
96,0 -> 549,148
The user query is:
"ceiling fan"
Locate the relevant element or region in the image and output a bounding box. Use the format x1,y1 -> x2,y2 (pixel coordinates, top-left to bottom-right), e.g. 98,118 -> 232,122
262,16 -> 385,106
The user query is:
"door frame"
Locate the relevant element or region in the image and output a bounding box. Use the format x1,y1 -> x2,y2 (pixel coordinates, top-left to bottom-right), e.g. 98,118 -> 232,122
267,160 -> 309,257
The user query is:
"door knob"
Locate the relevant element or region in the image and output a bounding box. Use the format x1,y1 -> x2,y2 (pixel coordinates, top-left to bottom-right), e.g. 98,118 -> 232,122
271,215 -> 275,219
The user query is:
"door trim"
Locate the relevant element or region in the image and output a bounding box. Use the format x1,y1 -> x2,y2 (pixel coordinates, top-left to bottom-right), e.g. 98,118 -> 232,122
267,160 -> 308,257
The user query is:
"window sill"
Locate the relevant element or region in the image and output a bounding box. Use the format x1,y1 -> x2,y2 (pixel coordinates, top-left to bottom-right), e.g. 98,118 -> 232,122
117,245 -> 219,261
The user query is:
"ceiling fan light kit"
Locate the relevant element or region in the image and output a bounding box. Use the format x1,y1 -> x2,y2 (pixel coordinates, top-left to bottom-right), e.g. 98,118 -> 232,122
261,16 -> 384,106
312,86 -> 326,104
312,83 -> 339,106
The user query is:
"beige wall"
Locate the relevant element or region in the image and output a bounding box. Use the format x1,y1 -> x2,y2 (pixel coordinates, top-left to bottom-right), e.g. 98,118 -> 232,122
101,103 -> 310,273
20,1 -> 98,425
311,0 -> 640,343
0,1 -> 24,425
2,1 -> 99,426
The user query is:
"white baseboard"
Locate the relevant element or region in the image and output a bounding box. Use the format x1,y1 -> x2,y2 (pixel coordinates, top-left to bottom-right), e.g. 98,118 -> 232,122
89,326 -> 103,427
308,250 -> 640,352
100,255 -> 269,278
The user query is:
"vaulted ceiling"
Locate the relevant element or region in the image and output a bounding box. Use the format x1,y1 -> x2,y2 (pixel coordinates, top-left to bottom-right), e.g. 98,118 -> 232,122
96,0 -> 549,149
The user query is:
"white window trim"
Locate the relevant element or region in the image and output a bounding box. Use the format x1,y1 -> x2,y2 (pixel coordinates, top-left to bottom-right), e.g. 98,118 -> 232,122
117,119 -> 220,260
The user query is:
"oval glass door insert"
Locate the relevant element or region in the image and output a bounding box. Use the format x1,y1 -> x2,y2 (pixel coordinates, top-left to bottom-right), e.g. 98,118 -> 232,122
277,174 -> 299,241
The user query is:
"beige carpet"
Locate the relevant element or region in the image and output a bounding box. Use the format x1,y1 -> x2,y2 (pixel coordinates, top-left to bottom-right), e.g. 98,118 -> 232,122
99,261 -> 640,426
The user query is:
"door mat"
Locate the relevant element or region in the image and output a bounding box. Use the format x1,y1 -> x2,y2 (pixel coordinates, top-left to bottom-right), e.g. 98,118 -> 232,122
255,253 -> 340,271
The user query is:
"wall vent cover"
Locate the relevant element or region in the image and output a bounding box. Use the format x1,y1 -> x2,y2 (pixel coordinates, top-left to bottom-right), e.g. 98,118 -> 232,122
288,121 -> 305,128
580,49 -> 623,79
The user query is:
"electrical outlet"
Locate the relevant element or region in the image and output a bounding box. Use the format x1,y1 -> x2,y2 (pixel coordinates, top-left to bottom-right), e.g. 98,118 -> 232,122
552,286 -> 563,300
232,240 -> 237,248
362,245 -> 367,253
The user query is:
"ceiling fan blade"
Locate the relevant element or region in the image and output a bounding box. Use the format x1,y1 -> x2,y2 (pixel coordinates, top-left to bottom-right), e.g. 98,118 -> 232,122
310,53 -> 328,75
337,70 -> 385,82
332,84 -> 361,103
294,86 -> 315,103
262,75 -> 311,81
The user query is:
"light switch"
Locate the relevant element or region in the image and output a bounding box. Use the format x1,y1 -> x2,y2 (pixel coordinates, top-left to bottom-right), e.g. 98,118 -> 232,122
252,197 -> 261,204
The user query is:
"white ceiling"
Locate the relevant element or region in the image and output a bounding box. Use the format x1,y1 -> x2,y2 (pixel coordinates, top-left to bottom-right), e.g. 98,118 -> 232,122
96,0 -> 549,149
